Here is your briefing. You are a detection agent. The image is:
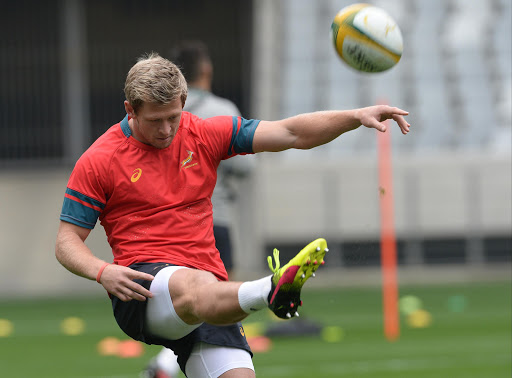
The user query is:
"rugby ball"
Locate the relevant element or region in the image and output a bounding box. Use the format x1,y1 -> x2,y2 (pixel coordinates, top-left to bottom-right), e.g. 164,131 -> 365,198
331,3 -> 403,73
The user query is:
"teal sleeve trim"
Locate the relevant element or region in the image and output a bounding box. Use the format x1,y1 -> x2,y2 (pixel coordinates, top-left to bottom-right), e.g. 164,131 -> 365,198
60,213 -> 96,229
229,117 -> 260,155
60,188 -> 104,229
65,188 -> 105,209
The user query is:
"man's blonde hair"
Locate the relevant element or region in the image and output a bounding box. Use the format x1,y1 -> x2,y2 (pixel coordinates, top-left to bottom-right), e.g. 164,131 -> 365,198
124,52 -> 188,112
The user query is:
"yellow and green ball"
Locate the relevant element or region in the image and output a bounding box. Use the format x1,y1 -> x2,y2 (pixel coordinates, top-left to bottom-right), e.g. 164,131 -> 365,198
331,3 -> 403,73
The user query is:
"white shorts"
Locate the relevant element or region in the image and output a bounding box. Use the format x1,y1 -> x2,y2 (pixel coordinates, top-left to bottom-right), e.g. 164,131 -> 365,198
145,266 -> 203,340
185,342 -> 254,378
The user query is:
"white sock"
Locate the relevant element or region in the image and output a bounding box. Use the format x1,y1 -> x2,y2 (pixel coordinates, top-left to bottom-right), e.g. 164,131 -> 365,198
238,275 -> 272,314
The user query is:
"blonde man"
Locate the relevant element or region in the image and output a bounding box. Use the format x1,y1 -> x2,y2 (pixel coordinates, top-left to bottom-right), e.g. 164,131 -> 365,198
56,52 -> 410,377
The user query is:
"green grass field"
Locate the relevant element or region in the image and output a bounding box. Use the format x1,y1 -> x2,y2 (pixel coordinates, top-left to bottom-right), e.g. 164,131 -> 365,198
0,281 -> 510,377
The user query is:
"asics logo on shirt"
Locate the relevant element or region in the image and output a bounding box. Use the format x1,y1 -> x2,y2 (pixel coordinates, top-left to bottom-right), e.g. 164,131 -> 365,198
180,150 -> 197,170
131,168 -> 142,182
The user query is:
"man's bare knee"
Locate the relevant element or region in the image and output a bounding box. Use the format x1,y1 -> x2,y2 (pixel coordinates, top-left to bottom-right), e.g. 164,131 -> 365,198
168,269 -> 218,324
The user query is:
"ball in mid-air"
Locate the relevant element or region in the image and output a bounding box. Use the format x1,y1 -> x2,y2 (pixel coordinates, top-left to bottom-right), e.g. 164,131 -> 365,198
331,3 -> 403,73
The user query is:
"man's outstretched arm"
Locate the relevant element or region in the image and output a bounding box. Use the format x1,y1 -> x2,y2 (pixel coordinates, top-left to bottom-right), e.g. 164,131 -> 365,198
252,105 -> 410,153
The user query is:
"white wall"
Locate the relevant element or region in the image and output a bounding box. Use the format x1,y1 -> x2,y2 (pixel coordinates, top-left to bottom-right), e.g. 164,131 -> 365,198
256,151 -> 512,242
0,168 -> 112,298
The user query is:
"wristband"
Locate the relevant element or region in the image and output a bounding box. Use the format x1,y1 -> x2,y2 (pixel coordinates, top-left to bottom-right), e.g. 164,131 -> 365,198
96,262 -> 110,283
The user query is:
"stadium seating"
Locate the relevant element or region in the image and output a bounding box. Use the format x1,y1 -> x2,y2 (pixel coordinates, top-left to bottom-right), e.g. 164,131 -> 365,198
276,0 -> 511,157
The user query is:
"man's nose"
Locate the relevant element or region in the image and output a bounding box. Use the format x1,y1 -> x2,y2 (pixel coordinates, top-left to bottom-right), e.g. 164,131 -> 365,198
159,121 -> 172,135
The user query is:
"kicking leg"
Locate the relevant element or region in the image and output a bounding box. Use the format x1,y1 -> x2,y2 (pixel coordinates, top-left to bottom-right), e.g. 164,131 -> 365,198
168,267 -> 274,325
146,238 -> 328,340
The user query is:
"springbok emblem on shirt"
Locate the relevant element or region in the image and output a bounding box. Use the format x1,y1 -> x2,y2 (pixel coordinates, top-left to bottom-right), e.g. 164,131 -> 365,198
180,150 -> 194,169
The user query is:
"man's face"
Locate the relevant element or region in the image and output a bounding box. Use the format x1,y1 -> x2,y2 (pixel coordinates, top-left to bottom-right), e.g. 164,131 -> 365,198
126,98 -> 183,149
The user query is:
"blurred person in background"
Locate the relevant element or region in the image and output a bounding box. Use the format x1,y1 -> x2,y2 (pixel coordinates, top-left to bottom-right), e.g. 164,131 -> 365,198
55,52 -> 410,378
141,40 -> 254,378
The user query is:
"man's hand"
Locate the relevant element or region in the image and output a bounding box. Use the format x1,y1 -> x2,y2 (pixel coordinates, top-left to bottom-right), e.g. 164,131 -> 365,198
356,105 -> 410,135
99,264 -> 155,302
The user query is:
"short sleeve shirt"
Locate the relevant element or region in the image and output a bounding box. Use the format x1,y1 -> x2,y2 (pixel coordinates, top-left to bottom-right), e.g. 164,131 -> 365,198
60,111 -> 259,281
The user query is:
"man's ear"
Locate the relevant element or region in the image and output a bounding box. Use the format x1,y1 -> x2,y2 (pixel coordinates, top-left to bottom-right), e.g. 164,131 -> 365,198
124,101 -> 136,118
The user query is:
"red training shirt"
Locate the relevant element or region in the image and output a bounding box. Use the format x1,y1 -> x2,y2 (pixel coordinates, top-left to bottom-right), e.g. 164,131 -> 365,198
60,111 -> 259,281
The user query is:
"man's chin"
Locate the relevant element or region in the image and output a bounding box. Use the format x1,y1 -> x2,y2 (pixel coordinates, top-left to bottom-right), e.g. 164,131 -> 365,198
153,138 -> 173,149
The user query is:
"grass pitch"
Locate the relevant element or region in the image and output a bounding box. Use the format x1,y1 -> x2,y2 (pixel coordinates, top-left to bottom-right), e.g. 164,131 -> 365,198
0,280 -> 510,377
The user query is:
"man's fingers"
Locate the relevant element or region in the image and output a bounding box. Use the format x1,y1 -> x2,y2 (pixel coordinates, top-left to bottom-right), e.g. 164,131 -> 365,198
131,271 -> 154,282
134,285 -> 153,299
129,290 -> 149,302
105,268 -> 154,301
392,114 -> 410,134
118,291 -> 146,302
114,290 -> 133,302
368,114 -> 410,134
116,284 -> 152,302
372,120 -> 386,132
388,106 -> 408,116
125,280 -> 153,298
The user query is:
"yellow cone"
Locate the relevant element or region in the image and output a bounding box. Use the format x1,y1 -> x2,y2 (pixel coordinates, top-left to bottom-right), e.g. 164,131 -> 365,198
0,319 -> 14,337
407,309 -> 432,328
60,317 -> 85,335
